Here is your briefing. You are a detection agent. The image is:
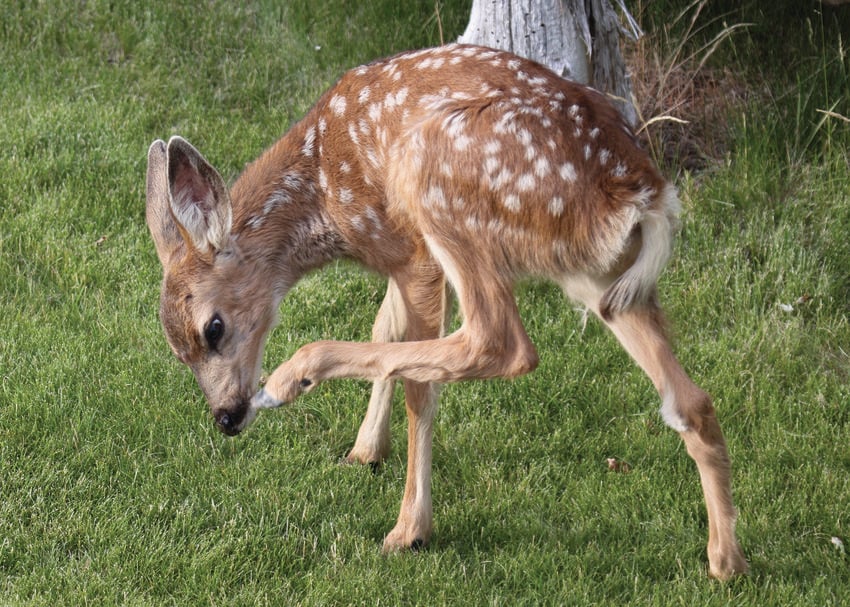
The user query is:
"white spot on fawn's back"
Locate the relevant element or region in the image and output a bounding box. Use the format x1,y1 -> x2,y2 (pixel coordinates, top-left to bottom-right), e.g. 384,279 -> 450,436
548,196 -> 565,216
493,110 -> 518,135
489,168 -> 513,191
612,162 -> 627,177
560,162 -> 577,182
365,148 -> 380,169
385,87 -> 409,110
465,215 -> 482,231
445,112 -> 471,151
516,128 -> 532,146
516,173 -> 536,192
330,94 -> 347,116
364,206 -> 383,235
263,189 -> 291,215
503,194 -> 521,212
455,135 -> 472,151
426,186 -> 448,210
302,126 -> 316,157
484,140 -> 502,155
534,157 -> 550,177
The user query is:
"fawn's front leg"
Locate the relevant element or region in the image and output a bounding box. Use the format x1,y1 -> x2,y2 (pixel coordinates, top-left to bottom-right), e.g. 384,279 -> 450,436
346,279 -> 407,466
379,271 -> 447,550
382,379 -> 441,551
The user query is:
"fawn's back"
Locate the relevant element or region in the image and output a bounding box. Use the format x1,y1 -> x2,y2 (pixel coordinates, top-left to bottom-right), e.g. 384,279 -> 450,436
231,43 -> 670,282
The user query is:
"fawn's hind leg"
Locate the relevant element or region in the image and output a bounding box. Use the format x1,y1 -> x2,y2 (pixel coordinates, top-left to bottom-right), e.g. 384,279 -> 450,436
603,304 -> 748,579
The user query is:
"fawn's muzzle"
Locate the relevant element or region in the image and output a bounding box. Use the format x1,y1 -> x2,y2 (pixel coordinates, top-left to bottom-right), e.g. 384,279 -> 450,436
214,405 -> 247,437
216,413 -> 238,436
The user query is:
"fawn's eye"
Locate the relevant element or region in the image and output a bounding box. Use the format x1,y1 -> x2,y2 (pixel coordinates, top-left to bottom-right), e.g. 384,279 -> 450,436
204,314 -> 225,349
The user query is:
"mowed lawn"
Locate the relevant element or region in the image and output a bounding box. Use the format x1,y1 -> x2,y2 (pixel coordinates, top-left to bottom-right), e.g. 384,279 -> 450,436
1,1 -> 848,605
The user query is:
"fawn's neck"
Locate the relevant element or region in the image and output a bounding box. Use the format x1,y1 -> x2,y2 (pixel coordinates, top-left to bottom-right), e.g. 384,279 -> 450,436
229,118 -> 348,293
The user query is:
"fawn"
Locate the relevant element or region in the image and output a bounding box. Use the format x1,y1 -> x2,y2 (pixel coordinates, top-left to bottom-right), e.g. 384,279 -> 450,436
146,43 -> 747,578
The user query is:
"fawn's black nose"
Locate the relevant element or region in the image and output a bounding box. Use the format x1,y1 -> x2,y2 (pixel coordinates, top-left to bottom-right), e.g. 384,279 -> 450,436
215,411 -> 241,437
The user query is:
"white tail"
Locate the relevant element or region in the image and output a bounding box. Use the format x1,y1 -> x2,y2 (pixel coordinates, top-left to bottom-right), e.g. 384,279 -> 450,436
599,184 -> 679,319
146,43 -> 746,579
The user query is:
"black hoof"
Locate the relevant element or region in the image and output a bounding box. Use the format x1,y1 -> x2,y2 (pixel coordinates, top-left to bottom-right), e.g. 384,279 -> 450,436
410,538 -> 425,551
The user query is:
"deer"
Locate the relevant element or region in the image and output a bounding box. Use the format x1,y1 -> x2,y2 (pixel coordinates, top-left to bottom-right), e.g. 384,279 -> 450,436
145,43 -> 748,579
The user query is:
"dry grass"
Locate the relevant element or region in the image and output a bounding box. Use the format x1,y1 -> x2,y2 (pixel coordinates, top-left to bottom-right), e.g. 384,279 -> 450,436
627,0 -> 752,173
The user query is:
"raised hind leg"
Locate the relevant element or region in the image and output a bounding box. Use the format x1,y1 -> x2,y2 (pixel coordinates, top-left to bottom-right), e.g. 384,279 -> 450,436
603,303 -> 748,579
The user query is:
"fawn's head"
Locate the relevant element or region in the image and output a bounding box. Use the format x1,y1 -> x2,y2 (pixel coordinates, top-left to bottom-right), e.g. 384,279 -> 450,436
146,137 -> 279,436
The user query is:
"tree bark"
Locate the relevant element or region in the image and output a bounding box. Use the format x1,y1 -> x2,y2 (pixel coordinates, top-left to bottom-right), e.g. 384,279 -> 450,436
458,0 -> 638,126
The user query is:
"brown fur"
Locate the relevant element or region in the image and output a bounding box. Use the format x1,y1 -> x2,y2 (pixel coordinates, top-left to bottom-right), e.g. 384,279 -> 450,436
146,44 -> 747,578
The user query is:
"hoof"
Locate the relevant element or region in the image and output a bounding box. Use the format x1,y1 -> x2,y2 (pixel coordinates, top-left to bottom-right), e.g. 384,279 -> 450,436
383,536 -> 429,553
344,444 -> 389,468
708,546 -> 749,581
709,561 -> 749,581
382,527 -> 431,554
340,453 -> 383,474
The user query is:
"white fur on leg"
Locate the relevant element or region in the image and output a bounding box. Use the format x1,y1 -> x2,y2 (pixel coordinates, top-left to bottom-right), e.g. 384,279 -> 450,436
233,388 -> 283,433
252,388 -> 283,410
660,390 -> 689,432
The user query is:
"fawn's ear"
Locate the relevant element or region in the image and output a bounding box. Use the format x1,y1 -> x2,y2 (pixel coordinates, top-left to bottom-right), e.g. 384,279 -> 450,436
146,139 -> 181,267
165,136 -> 233,257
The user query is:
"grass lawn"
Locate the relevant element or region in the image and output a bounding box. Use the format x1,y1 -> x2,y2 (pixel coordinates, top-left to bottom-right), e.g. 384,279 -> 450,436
1,0 -> 848,604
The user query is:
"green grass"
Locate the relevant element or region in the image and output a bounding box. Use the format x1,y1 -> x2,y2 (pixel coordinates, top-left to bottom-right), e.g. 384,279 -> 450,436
1,1 -> 849,604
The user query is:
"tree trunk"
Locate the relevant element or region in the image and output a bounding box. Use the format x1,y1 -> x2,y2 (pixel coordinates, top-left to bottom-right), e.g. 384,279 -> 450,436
458,0 -> 638,126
